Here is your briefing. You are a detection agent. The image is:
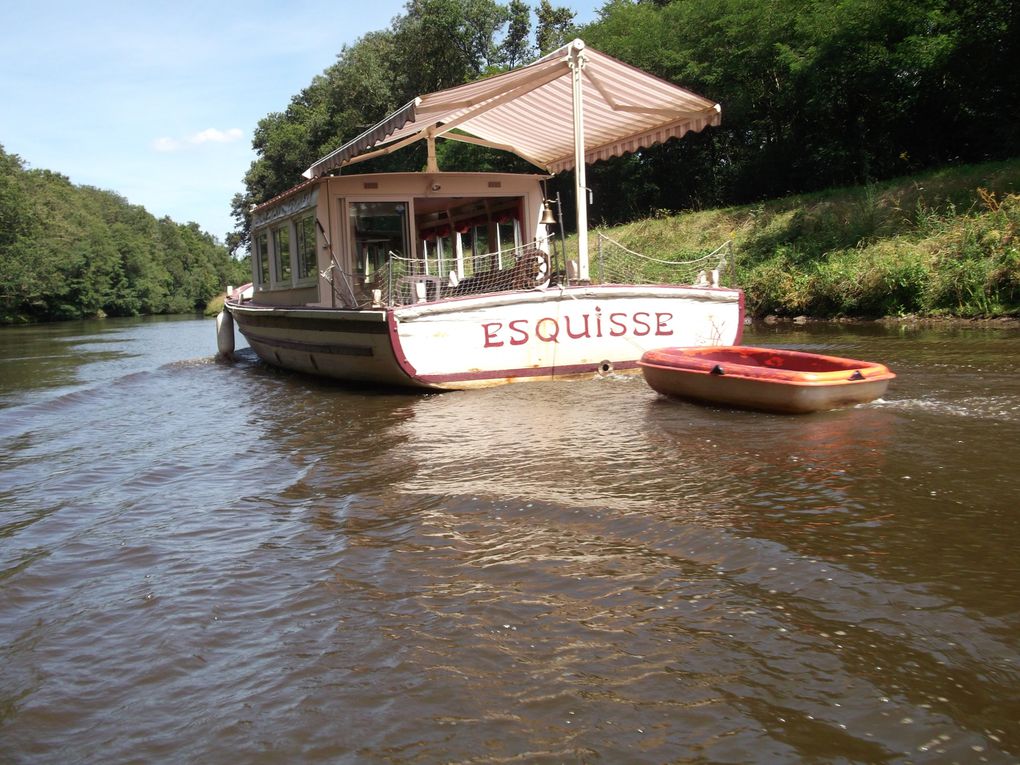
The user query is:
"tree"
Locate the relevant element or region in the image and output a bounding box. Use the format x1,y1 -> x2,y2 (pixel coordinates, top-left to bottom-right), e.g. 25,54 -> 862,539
0,147 -> 34,251
0,146 -> 39,320
391,0 -> 509,95
535,0 -> 575,55
234,28 -> 404,246
233,2 -> 512,248
1,146 -> 236,323
230,0 -> 1020,246
499,0 -> 533,68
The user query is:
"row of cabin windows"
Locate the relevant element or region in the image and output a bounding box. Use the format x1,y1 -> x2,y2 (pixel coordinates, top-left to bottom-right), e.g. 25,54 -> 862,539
255,214 -> 317,290
421,220 -> 520,280
256,202 -> 523,290
347,201 -> 522,283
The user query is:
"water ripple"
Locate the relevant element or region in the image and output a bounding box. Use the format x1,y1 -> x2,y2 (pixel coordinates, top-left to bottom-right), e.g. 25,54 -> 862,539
1,318 -> 1019,763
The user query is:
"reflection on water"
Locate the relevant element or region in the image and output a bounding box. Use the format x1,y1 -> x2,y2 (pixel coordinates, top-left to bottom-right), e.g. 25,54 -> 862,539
1,316 -> 1019,763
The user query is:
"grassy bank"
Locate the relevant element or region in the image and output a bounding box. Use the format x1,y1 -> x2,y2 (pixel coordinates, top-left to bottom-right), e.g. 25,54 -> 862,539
585,158 -> 1020,319
203,293 -> 226,317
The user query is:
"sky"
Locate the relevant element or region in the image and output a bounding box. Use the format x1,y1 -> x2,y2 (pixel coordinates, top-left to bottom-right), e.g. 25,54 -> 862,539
0,1 -> 604,245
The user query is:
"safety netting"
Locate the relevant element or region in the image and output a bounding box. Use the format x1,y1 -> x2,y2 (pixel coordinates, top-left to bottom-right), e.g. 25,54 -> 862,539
321,235 -> 732,309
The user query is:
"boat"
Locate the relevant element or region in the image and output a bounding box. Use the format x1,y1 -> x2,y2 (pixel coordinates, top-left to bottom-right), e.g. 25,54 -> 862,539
222,39 -> 744,389
639,346 -> 895,413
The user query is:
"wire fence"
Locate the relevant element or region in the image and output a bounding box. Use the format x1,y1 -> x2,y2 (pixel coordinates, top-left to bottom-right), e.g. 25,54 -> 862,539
592,233 -> 733,288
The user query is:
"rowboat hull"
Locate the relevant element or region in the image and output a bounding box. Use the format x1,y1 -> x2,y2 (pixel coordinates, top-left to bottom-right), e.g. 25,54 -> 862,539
639,346 -> 895,413
229,285 -> 743,390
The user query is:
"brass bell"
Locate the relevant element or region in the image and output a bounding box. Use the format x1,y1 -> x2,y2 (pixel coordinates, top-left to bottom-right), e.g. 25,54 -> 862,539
539,201 -> 557,225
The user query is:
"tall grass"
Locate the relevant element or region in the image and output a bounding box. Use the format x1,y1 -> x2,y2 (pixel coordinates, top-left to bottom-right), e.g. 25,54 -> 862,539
203,293 -> 226,317
586,158 -> 1020,318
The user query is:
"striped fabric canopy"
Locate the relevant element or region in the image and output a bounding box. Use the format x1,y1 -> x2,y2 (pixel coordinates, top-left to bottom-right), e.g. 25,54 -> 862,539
303,39 -> 720,179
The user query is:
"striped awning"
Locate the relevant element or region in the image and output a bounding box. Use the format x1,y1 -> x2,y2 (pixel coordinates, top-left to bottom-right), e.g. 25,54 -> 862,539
303,39 -> 720,178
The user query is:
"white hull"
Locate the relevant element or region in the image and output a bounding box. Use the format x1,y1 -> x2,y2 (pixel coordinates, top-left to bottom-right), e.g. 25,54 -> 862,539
228,284 -> 744,390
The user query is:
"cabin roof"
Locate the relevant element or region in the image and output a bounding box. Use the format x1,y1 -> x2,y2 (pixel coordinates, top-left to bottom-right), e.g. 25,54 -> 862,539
250,170 -> 547,218
303,39 -> 720,179
250,175 -> 321,215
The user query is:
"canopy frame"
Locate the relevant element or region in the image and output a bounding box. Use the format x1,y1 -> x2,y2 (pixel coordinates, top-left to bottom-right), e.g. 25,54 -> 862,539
303,39 -> 721,282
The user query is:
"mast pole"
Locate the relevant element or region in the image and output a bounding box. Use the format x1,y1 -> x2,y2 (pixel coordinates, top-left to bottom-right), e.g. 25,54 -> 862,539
568,39 -> 590,282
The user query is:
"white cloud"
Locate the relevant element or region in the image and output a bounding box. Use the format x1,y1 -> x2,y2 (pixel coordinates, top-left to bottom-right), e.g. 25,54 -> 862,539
152,127 -> 244,152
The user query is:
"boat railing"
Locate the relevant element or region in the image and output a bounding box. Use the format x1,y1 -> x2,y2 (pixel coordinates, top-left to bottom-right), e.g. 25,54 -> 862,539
362,236 -> 734,308
593,233 -> 733,288
375,240 -> 555,306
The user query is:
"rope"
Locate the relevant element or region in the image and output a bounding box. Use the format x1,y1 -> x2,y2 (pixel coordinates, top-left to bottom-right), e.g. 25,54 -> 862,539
595,232 -> 730,267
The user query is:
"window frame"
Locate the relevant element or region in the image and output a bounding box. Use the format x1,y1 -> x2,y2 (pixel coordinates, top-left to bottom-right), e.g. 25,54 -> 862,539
293,214 -> 318,286
272,224 -> 292,286
254,230 -> 271,290
344,198 -> 411,283
252,213 -> 319,291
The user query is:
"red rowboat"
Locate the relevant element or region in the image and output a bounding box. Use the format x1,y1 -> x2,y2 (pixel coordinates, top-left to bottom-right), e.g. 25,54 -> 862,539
639,346 -> 895,414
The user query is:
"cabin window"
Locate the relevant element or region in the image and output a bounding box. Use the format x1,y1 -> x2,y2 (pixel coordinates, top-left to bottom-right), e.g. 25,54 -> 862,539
349,201 -> 409,281
249,186 -> 319,291
273,226 -> 291,284
295,214 -> 317,282
422,230 -> 451,278
497,218 -> 520,253
414,198 -> 524,281
255,231 -> 270,288
469,223 -> 491,259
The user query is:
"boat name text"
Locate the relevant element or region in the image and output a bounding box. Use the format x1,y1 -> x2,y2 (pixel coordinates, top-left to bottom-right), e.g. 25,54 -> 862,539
482,307 -> 674,347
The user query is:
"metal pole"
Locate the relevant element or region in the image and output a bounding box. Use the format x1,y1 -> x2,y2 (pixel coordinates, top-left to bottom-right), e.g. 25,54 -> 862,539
556,192 -> 566,284
568,40 -> 590,283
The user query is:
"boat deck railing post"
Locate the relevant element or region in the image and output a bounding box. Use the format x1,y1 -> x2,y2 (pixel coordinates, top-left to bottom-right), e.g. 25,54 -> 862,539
728,240 -> 736,287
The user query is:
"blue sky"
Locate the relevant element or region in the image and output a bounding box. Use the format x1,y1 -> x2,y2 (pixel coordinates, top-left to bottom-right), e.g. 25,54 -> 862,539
0,1 -> 604,245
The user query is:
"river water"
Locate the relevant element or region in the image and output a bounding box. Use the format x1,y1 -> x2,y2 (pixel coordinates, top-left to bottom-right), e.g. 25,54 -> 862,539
1,315 -> 1018,764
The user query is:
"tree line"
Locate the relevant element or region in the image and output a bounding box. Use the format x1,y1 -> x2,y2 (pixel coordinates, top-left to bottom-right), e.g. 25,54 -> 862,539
231,0 -> 1018,249
0,146 -> 247,324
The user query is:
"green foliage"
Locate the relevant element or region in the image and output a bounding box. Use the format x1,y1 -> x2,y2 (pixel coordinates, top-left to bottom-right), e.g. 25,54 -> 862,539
232,0 -> 1020,313
393,0 -> 509,94
580,0 -> 1020,218
233,0 -> 544,251
0,144 -> 244,324
238,0 -> 1018,241
232,28 -> 405,253
807,243 -> 929,317
236,0 -> 1019,231
918,188 -> 1020,316
742,250 -> 815,317
535,0 -> 576,55
593,158 -> 1020,319
500,0 -> 533,67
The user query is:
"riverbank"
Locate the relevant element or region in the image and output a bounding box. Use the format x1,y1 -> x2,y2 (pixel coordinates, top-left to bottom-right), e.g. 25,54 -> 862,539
757,314 -> 1020,328
5,159 -> 1018,327
203,293 -> 226,317
586,157 -> 1020,320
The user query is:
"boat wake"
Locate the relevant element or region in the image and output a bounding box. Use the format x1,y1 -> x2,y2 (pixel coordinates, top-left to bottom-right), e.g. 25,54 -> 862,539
874,394 -> 1020,420
0,352 -> 258,442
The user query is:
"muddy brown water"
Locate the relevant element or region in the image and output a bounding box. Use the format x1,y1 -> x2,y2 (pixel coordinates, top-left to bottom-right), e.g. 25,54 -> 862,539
1,316 -> 1018,763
